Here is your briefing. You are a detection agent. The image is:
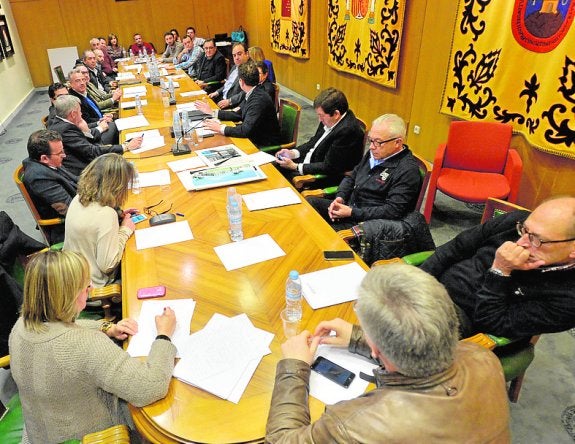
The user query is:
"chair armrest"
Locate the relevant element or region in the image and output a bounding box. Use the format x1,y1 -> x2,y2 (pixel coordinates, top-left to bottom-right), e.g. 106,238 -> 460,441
89,283 -> 121,302
259,145 -> 281,153
402,250 -> 434,266
82,424 -> 130,443
293,174 -> 327,190
37,217 -> 65,227
0,355 -> 10,368
338,228 -> 354,243
503,149 -> 523,202
461,333 -> 497,350
301,189 -> 326,198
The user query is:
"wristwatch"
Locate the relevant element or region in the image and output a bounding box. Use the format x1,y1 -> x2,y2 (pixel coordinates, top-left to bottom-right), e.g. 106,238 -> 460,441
489,267 -> 509,277
100,320 -> 114,334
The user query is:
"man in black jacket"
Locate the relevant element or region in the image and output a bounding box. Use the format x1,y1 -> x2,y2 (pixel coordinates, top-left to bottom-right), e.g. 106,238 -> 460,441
194,39 -> 227,94
48,95 -> 141,176
307,113 -> 421,230
21,129 -> 78,243
275,88 -> 364,187
196,60 -> 281,148
420,196 -> 575,338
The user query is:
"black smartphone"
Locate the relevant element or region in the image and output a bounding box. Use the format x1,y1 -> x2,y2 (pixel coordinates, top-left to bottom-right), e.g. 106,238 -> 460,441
323,250 -> 355,261
311,356 -> 355,388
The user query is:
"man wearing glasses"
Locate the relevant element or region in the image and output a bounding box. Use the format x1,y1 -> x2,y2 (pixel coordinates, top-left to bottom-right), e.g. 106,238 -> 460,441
22,130 -> 78,243
307,113 -> 422,230
193,38 -> 227,94
209,42 -> 250,109
421,196 -> 575,338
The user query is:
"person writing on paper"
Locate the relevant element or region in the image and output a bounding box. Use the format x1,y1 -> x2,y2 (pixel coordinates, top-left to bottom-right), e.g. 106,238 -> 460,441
266,263 -> 510,442
9,250 -> 176,443
195,60 -> 281,148
64,154 -> 136,287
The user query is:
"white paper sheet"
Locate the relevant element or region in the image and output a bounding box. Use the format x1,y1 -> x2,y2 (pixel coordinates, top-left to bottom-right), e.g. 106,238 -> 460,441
114,115 -> 150,131
125,129 -> 161,139
214,234 -> 286,271
120,99 -> 148,109
180,90 -> 208,97
243,187 -> 301,211
122,85 -> 148,98
168,73 -> 187,79
138,169 -> 171,187
116,72 -> 135,80
175,103 -> 197,111
123,64 -> 140,70
130,136 -> 166,153
173,313 -> 273,403
300,262 -> 367,309
126,298 -> 196,358
167,156 -> 207,173
310,345 -> 379,405
135,221 -> 193,250
247,151 -> 277,166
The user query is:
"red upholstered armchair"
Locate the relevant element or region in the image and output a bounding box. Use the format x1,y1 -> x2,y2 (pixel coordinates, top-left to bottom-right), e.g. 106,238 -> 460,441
423,121 -> 523,223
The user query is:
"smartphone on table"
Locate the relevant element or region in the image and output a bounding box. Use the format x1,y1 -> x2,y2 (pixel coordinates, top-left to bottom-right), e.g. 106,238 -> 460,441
311,356 -> 356,388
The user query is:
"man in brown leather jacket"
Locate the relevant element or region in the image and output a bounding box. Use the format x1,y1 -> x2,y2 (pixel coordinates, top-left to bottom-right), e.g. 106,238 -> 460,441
266,263 -> 510,443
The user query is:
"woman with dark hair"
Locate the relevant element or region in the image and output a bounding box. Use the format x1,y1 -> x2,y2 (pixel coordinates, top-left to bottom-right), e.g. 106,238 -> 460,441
9,249 -> 176,443
107,33 -> 124,61
64,153 -> 135,287
170,28 -> 182,42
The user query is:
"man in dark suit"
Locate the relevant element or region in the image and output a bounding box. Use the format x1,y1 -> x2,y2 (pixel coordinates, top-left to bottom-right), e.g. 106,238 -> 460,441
275,88 -> 364,187
22,129 -> 78,243
196,60 -> 281,148
208,42 -> 250,109
82,50 -> 114,93
48,95 -> 141,176
67,68 -> 119,145
193,38 -> 227,94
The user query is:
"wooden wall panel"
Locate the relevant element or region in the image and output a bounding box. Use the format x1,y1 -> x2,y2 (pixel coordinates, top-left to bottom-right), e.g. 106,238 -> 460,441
9,0 -> 240,86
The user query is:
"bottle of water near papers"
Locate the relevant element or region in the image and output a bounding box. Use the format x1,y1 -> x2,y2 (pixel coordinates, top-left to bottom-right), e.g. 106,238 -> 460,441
227,187 -> 243,242
135,94 -> 143,115
285,270 -> 302,321
130,162 -> 141,195
142,46 -> 147,57
129,48 -> 133,58
168,78 -> 175,99
173,111 -> 183,140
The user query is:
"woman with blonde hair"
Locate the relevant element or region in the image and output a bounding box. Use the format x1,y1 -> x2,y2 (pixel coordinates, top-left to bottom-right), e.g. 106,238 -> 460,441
9,250 -> 176,443
248,46 -> 276,83
64,153 -> 135,287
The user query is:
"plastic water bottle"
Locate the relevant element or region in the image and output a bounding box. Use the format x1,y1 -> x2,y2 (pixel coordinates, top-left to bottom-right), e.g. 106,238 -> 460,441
285,270 -> 302,321
131,163 -> 141,195
168,78 -> 175,100
129,48 -> 133,58
173,111 -> 183,140
142,46 -> 147,57
227,187 -> 243,242
135,94 -> 143,115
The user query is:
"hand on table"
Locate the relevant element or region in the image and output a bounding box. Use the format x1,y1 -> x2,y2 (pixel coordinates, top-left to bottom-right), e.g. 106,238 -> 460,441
107,318 -> 138,340
203,118 -> 222,134
194,100 -> 212,115
125,136 -> 143,151
217,99 -> 230,109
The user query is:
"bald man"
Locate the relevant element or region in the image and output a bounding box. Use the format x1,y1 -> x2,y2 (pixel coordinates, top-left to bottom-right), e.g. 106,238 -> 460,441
421,196 -> 575,338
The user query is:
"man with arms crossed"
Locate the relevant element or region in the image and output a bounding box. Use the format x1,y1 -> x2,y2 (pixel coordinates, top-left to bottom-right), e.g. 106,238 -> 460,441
421,196 -> 575,338
266,263 -> 510,442
275,88 -> 364,187
307,114 -> 421,230
193,38 -> 227,93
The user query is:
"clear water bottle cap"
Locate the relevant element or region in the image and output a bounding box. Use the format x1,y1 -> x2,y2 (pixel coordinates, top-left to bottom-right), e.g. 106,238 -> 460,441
289,270 -> 299,280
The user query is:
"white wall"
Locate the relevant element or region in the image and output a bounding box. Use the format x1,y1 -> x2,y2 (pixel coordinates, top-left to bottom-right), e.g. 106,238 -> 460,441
0,0 -> 34,126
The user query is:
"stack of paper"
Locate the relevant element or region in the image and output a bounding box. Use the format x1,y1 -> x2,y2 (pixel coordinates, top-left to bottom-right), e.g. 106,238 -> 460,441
134,221 -> 194,250
123,85 -> 147,98
121,99 -> 148,109
243,187 -> 301,211
181,90 -> 207,98
167,156 -> 207,173
126,298 -> 197,358
173,313 -> 274,403
125,129 -> 166,153
117,72 -> 136,81
138,169 -> 171,187
114,115 -> 150,131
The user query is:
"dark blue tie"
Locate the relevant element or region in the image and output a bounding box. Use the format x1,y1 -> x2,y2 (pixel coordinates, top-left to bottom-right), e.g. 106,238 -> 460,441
85,96 -> 103,118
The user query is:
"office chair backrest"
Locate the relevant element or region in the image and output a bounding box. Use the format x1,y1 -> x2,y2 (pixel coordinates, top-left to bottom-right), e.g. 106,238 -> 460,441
444,121 -> 512,173
278,98 -> 302,146
273,83 -> 280,113
412,153 -> 432,213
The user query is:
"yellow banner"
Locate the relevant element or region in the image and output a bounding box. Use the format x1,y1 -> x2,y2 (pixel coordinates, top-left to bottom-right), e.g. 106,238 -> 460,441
326,0 -> 406,88
270,0 -> 310,59
441,0 -> 575,159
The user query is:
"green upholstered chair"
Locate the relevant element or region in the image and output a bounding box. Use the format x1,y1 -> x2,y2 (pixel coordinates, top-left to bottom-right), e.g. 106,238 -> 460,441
397,197 -> 538,402
259,98 -> 301,155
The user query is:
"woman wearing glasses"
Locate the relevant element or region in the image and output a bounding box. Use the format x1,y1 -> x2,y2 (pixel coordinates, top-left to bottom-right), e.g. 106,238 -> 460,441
9,250 -> 176,442
64,153 -> 135,287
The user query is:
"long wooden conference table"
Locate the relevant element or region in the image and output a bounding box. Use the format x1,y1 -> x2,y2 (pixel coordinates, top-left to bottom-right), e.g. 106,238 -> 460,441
117,61 -> 366,443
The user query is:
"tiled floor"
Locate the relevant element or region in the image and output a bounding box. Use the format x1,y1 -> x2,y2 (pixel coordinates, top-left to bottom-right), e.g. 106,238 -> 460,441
1,87 -> 574,443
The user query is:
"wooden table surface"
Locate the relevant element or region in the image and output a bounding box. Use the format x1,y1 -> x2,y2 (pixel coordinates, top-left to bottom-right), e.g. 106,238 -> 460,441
118,61 -> 364,443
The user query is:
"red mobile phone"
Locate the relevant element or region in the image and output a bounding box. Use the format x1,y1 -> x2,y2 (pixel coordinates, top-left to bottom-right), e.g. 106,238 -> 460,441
137,286 -> 166,299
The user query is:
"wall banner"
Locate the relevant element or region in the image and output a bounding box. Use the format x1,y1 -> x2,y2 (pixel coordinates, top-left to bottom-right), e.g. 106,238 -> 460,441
270,0 -> 310,59
441,0 -> 575,159
326,0 -> 406,88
